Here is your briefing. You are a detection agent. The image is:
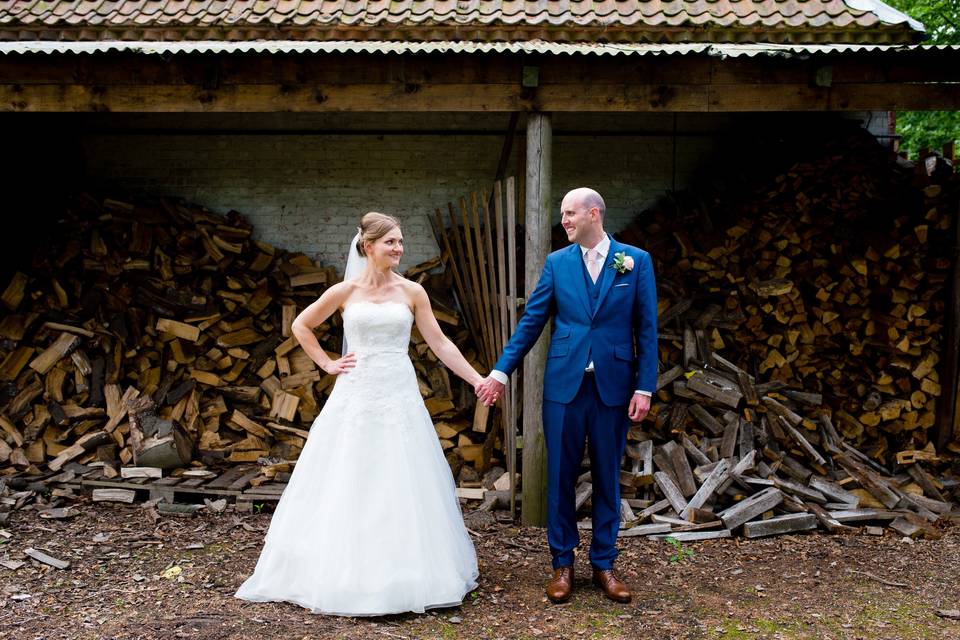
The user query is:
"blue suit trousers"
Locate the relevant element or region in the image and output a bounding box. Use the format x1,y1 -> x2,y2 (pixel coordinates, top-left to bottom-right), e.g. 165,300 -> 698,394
542,372 -> 630,570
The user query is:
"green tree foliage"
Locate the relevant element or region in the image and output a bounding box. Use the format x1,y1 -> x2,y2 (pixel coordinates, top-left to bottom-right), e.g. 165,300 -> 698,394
883,0 -> 959,157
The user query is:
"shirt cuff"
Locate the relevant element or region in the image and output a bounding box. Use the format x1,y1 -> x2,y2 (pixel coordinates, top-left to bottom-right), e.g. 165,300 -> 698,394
634,390 -> 652,397
490,370 -> 509,385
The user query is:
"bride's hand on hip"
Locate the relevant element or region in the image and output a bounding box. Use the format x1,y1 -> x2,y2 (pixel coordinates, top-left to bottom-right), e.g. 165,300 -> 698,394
322,353 -> 357,375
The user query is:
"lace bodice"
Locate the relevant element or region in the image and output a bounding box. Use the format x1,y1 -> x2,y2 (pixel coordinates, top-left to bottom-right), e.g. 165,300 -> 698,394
342,300 -> 414,355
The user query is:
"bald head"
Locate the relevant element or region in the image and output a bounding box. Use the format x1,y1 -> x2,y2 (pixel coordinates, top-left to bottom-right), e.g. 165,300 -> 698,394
564,188 -> 605,219
560,187 -> 607,248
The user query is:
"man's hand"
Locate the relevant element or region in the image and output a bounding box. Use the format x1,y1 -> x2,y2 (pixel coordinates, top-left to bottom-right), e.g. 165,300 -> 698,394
475,376 -> 506,407
628,393 -> 651,423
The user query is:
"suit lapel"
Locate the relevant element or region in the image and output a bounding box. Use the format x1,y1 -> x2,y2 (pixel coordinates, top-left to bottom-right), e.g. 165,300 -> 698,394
593,235 -> 619,318
566,244 -> 593,318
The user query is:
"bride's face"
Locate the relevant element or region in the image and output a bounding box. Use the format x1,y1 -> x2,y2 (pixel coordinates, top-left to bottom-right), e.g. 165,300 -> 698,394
367,227 -> 404,269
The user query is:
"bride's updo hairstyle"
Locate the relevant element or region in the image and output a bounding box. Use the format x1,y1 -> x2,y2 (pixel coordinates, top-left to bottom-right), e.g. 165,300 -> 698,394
356,212 -> 401,257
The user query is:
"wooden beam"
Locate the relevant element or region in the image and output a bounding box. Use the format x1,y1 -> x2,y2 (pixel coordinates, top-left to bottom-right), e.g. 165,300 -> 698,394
521,112 -> 551,527
5,53 -> 960,88
2,81 -> 958,113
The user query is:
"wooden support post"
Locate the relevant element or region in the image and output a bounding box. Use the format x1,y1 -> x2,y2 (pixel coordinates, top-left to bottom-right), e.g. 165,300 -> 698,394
521,112 -> 552,527
936,198 -> 960,451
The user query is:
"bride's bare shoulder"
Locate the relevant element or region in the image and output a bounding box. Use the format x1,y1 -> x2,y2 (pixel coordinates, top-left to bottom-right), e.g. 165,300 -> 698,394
322,280 -> 358,304
394,275 -> 427,305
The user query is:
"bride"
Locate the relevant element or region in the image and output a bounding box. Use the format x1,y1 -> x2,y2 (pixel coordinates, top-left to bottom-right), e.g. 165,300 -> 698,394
235,212 -> 485,616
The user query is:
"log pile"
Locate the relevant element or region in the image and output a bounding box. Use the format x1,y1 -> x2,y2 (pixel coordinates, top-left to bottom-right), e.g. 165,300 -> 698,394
588,125 -> 960,538
0,193 -> 491,490
617,123 -> 959,465
592,347 -> 959,541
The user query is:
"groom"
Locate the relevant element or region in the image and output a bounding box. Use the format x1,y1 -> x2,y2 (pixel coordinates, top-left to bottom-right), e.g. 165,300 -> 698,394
478,187 -> 657,604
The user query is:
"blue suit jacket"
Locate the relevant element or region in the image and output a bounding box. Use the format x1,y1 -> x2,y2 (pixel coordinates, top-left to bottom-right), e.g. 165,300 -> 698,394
494,235 -> 658,407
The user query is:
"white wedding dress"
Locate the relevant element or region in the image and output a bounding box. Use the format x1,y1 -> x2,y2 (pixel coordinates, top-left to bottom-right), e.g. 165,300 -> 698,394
235,301 -> 479,616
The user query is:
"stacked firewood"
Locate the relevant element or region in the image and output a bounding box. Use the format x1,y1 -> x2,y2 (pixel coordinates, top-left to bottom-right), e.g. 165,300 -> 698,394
618,125 -> 958,465
584,341 -> 957,540
0,193 -> 489,482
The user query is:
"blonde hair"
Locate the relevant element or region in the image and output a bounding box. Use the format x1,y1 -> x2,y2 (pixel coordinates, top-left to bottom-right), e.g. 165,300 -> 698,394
356,212 -> 401,257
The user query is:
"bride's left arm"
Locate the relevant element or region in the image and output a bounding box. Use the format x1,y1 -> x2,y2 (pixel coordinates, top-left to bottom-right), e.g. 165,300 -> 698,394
412,284 -> 484,387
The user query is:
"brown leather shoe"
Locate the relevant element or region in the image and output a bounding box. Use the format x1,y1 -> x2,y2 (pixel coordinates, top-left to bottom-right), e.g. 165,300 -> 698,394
592,568 -> 631,603
546,566 -> 574,603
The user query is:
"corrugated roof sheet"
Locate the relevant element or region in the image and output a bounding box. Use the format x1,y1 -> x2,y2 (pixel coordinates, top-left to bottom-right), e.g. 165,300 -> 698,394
1,39 -> 950,58
0,1 -> 925,44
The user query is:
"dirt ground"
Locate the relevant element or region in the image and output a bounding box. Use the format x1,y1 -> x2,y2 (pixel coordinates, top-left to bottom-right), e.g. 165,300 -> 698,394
1,502 -> 959,640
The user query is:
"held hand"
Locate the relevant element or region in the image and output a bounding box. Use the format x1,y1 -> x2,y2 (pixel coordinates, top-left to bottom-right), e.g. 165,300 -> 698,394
322,353 -> 357,375
475,376 -> 505,407
628,393 -> 651,423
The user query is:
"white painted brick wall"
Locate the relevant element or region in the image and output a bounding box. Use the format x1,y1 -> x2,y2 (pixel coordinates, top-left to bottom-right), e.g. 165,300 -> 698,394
80,127 -> 715,270
78,112 -> 880,271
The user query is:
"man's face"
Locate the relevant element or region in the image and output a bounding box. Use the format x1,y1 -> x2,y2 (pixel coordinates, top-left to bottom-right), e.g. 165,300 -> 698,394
560,195 -> 597,245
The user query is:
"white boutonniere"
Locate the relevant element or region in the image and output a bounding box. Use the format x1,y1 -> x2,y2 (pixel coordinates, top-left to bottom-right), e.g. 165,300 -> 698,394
610,252 -> 634,274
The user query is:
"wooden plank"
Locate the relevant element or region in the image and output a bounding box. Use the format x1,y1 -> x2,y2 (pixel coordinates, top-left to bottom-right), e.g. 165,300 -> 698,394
92,488 -> 136,503
806,503 -> 853,534
650,530 -> 732,542
652,449 -> 682,489
718,487 -> 784,530
505,176 -> 520,518
205,465 -> 256,490
687,370 -> 743,409
681,435 -> 712,467
636,498 -> 671,519
227,469 -> 264,492
743,513 -> 818,538
738,420 -> 755,458
809,476 -> 860,506
664,441 -> 697,497
479,191 -> 504,376
619,523 -> 672,538
835,453 -> 900,509
24,548 -> 70,570
656,365 -> 685,391
720,416 -> 740,459
829,509 -> 902,523
456,487 -> 486,500
688,404 -> 724,436
784,422 -> 827,466
654,471 -> 688,515
120,467 -> 162,479
682,459 -> 730,520
761,396 -> 805,428
772,476 -> 828,504
718,450 -> 757,494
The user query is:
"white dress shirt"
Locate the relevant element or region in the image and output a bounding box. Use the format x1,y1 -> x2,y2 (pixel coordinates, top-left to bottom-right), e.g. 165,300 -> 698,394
490,235 -> 651,397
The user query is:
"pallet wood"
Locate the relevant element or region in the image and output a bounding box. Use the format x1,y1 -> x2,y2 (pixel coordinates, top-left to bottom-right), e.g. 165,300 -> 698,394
743,513 -> 818,538
719,487 -> 784,530
24,547 -> 70,570
92,488 -> 136,503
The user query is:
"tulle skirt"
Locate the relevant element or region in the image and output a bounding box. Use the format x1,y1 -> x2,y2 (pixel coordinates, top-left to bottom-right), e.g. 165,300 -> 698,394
235,353 -> 479,616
